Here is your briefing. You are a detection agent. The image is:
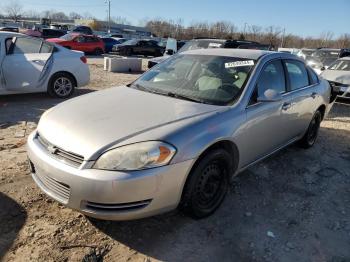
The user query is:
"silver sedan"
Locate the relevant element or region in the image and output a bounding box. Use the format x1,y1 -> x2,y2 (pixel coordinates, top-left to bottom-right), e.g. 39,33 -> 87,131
27,49 -> 334,220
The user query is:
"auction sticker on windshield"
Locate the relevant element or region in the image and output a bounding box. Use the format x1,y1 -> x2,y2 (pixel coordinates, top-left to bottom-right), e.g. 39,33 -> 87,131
225,60 -> 255,68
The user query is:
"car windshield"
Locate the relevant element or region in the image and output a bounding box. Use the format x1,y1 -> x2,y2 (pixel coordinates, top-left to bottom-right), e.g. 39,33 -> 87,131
303,50 -> 314,56
132,54 -> 255,106
179,40 -> 224,52
60,34 -> 75,41
122,39 -> 138,45
312,50 -> 339,58
329,60 -> 350,71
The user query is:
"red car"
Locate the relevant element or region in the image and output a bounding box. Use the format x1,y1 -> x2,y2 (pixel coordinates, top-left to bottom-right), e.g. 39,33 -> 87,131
47,33 -> 105,55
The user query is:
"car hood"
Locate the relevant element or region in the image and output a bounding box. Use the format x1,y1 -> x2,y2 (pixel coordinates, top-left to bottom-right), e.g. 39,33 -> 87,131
37,86 -> 222,160
321,70 -> 350,85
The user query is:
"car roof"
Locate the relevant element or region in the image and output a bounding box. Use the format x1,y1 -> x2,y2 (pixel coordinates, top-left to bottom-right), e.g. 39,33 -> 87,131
181,48 -> 273,60
0,31 -> 25,38
317,48 -> 340,51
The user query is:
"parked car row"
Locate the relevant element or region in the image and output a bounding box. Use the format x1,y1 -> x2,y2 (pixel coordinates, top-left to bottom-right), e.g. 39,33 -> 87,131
148,38 -> 273,68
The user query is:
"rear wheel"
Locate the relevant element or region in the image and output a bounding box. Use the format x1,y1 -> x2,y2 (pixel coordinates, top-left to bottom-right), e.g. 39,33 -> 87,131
47,73 -> 75,99
180,149 -> 231,219
94,48 -> 103,56
299,110 -> 322,148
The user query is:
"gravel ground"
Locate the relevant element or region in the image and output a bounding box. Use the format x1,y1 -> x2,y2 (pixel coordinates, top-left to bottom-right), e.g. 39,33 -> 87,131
0,58 -> 349,262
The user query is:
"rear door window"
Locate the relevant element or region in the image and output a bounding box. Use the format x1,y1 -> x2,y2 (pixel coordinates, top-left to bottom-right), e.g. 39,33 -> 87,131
284,60 -> 310,91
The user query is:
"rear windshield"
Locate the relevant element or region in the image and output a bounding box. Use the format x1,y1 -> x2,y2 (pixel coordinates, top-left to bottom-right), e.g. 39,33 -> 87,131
133,54 -> 256,106
312,50 -> 340,58
60,34 -> 75,41
179,40 -> 224,52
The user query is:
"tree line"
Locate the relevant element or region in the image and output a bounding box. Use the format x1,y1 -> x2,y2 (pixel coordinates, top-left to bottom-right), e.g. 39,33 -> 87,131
1,1 -> 349,49
145,19 -> 350,49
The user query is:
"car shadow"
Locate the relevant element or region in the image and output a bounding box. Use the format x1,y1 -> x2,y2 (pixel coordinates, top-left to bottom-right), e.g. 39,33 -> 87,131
0,88 -> 95,128
0,192 -> 27,260
91,123 -> 350,261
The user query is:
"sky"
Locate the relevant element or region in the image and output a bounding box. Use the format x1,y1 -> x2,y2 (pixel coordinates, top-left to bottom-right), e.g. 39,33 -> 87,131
2,0 -> 350,38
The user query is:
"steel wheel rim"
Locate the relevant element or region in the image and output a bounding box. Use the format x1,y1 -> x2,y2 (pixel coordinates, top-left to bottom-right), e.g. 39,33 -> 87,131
193,161 -> 226,210
53,77 -> 73,97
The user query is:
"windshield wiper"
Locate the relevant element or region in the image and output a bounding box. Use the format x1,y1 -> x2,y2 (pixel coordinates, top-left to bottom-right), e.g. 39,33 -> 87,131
132,84 -> 207,104
166,92 -> 206,104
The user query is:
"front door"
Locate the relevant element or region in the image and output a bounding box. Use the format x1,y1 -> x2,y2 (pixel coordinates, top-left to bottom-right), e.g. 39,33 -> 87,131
238,59 -> 295,167
2,37 -> 53,92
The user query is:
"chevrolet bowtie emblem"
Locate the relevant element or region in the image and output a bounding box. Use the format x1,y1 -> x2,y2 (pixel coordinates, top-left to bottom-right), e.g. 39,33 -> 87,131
47,145 -> 58,154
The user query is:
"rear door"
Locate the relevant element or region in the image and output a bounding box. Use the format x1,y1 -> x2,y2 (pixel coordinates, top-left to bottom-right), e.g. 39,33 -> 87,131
134,41 -> 146,55
2,36 -> 53,91
282,59 -> 318,137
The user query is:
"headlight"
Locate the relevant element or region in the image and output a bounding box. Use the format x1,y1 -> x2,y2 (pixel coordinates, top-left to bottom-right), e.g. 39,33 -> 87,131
93,141 -> 176,171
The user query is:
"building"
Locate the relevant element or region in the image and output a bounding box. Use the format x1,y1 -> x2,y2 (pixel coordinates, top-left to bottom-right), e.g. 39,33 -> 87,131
75,19 -> 151,39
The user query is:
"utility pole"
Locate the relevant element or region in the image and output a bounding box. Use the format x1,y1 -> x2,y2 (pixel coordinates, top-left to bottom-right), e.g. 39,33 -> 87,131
280,27 -> 286,48
105,0 -> 111,33
243,22 -> 248,36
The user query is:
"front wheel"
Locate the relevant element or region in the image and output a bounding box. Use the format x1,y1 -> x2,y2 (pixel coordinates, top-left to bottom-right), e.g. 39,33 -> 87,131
179,149 -> 231,219
299,110 -> 322,148
47,73 -> 75,99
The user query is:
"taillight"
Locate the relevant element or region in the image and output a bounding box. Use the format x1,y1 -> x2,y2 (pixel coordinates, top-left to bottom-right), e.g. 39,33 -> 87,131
80,56 -> 87,64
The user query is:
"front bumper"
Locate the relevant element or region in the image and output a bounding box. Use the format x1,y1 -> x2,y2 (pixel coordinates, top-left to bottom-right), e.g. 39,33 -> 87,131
27,132 -> 194,220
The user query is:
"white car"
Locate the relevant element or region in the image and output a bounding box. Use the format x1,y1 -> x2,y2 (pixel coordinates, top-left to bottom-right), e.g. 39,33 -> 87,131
321,57 -> 350,98
0,32 -> 90,98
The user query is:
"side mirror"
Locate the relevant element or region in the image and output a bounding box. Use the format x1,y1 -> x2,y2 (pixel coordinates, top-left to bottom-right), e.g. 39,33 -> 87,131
257,89 -> 282,102
320,66 -> 326,71
165,49 -> 174,55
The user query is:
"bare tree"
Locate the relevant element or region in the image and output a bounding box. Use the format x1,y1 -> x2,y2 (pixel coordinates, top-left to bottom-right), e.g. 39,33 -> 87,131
50,12 -> 68,20
23,10 -> 41,18
4,0 -> 23,21
69,12 -> 82,20
111,16 -> 131,25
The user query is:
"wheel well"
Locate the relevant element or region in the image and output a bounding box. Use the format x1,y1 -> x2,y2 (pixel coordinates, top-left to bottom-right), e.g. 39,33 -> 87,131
317,104 -> 326,120
49,71 -> 77,87
193,140 -> 239,178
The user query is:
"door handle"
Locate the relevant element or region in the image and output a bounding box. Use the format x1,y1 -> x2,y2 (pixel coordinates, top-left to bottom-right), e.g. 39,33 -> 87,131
311,92 -> 317,99
282,102 -> 291,111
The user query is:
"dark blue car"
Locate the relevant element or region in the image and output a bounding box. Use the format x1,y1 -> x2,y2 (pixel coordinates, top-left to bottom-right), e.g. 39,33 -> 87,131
101,37 -> 126,53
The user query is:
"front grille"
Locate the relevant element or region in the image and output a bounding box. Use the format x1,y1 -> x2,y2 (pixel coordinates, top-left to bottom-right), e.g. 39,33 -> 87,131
32,164 -> 71,204
84,199 -> 152,212
36,134 -> 84,168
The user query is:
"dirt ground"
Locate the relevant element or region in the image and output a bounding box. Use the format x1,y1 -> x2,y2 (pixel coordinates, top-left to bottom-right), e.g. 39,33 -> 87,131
0,57 -> 349,262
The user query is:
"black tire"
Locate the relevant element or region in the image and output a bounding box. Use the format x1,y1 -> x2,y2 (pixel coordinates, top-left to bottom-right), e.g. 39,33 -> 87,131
47,72 -> 75,99
179,149 -> 231,219
299,110 -> 322,148
94,48 -> 103,56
